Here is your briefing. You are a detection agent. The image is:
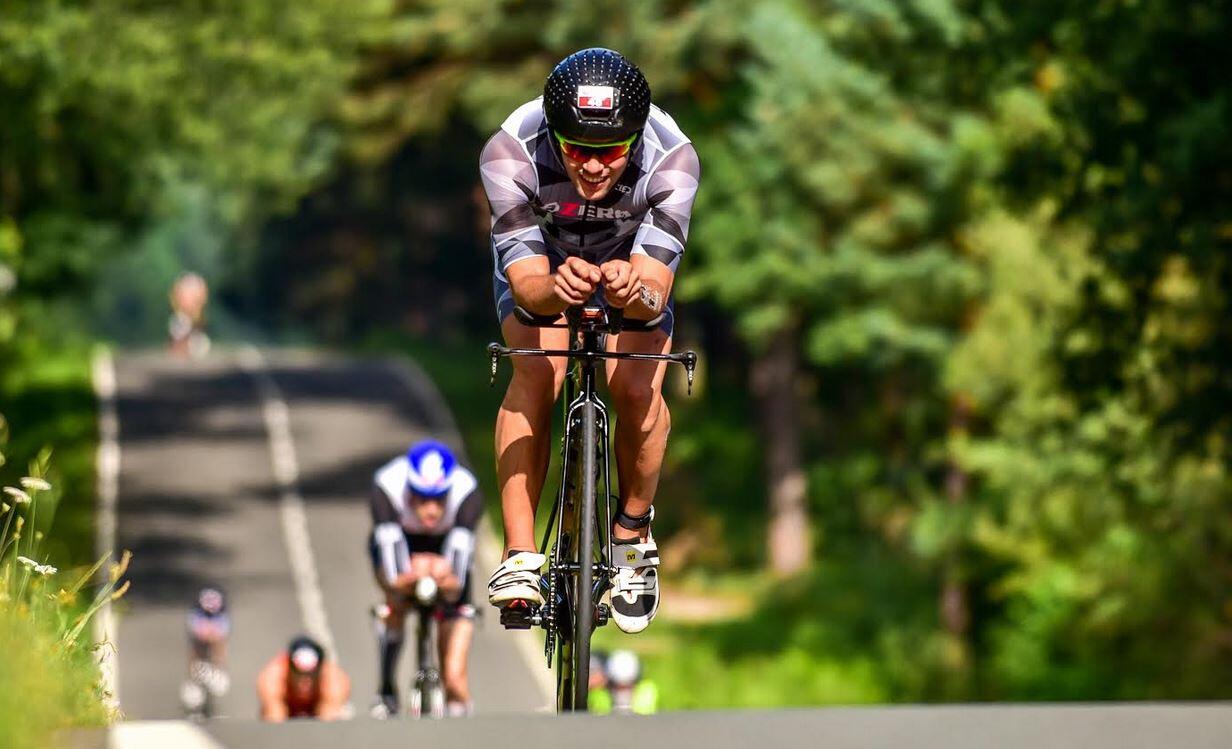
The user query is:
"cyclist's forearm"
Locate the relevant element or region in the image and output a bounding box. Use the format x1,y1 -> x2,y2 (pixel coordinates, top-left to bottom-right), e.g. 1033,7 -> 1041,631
511,273 -> 570,316
624,279 -> 667,320
438,572 -> 462,600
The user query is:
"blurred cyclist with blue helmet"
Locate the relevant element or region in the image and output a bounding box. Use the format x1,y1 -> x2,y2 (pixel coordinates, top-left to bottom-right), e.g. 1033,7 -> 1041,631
367,439 -> 483,718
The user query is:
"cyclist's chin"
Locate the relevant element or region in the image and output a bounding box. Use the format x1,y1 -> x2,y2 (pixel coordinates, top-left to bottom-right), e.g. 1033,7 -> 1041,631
572,175 -> 612,201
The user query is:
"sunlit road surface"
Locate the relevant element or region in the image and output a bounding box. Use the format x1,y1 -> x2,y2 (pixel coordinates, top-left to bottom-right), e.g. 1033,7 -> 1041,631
106,348 -> 548,723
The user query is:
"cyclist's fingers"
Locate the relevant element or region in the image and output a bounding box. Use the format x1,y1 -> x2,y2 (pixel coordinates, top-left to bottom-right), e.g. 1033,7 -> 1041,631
565,256 -> 601,282
554,275 -> 588,304
561,268 -> 596,295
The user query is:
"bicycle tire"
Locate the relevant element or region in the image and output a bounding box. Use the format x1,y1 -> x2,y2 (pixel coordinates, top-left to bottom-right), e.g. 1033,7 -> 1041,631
573,398 -> 597,710
554,436 -> 579,712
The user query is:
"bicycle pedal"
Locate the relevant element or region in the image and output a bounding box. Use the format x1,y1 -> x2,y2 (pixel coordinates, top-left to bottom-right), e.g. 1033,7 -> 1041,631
595,603 -> 611,627
498,600 -> 537,630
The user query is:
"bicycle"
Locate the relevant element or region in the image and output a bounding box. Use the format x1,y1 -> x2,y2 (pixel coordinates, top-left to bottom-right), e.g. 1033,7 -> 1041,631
370,577 -> 447,719
489,304 -> 696,712
180,657 -> 229,721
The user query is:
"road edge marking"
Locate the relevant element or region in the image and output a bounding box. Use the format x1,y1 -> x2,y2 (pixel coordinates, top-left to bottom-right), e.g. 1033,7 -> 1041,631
92,346 -> 121,712
109,720 -> 225,749
237,346 -> 338,659
383,356 -> 556,709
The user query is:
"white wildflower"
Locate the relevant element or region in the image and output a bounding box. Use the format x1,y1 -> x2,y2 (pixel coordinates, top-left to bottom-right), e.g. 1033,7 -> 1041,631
3,486 -> 30,504
16,555 -> 57,576
20,477 -> 51,492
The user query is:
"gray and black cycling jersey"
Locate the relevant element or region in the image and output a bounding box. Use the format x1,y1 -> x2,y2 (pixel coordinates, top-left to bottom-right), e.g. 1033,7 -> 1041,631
480,98 -> 700,333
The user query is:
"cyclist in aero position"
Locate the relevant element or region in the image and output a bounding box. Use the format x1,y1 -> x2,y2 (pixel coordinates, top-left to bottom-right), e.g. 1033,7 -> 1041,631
256,636 -> 351,721
180,586 -> 231,716
482,48 -> 700,633
368,440 -> 482,717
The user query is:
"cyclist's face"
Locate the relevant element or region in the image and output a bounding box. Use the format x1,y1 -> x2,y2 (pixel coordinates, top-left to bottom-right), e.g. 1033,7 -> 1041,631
560,145 -> 629,202
408,491 -> 445,527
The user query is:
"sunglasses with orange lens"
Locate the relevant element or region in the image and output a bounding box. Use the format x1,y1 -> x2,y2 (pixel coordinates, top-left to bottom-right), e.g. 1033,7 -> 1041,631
554,131 -> 638,165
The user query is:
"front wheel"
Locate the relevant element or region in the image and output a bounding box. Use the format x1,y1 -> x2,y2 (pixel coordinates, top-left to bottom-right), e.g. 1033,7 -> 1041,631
572,399 -> 598,710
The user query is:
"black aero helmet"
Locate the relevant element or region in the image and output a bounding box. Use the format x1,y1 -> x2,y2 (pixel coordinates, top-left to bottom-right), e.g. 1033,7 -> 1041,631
543,48 -> 651,143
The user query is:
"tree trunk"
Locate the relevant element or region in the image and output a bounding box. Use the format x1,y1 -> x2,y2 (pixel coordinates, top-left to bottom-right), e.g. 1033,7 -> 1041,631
751,322 -> 811,577
941,395 -> 970,639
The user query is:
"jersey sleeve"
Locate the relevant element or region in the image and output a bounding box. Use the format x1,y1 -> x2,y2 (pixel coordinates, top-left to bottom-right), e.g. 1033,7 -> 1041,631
369,483 -> 399,526
441,474 -> 483,586
630,143 -> 700,273
481,130 -> 548,274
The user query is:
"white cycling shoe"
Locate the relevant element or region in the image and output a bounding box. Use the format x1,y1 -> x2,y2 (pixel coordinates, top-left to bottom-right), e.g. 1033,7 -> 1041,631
610,531 -> 661,634
487,551 -> 546,607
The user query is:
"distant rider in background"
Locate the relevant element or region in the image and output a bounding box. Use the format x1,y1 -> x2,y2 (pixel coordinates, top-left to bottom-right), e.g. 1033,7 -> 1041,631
257,636 -> 351,721
168,271 -> 210,358
590,649 -> 658,715
180,586 -> 231,717
367,439 -> 483,718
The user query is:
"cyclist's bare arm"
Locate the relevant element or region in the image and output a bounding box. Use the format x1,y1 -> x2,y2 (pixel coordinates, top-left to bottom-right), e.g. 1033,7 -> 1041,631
508,256 -> 602,315
256,656 -> 289,722
316,662 -> 351,720
624,255 -> 674,321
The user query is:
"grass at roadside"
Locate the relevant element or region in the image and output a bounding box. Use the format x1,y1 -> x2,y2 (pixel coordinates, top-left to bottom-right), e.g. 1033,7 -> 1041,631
0,401 -> 123,749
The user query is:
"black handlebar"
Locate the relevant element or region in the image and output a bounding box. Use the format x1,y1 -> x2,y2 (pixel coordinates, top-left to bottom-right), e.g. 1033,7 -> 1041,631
489,304 -> 698,394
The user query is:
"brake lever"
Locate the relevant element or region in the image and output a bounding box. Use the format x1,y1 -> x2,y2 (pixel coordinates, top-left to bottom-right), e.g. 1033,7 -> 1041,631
683,351 -> 697,395
488,343 -> 502,386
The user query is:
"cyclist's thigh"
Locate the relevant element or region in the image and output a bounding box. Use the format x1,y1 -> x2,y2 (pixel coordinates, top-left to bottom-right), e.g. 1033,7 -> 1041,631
604,328 -> 672,395
500,314 -> 571,394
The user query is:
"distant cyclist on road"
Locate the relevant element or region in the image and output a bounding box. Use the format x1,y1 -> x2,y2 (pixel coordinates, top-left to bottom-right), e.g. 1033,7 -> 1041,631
180,586 -> 231,716
368,439 -> 483,718
482,48 -> 700,633
168,271 -> 210,358
590,650 -> 659,715
257,636 -> 351,721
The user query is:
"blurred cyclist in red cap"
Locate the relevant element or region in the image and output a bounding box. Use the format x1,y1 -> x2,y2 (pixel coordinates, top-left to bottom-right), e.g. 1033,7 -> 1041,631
257,635 -> 351,721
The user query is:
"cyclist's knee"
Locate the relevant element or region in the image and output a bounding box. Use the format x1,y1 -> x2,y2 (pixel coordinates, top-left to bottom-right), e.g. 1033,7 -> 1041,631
506,360 -> 564,406
380,600 -> 406,629
610,380 -> 663,430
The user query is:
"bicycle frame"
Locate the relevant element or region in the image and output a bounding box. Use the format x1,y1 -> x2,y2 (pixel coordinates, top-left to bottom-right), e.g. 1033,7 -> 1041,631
490,305 -> 696,712
409,600 -> 445,719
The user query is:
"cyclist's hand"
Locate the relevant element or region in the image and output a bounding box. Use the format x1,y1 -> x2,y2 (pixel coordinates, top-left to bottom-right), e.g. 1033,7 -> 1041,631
555,257 -> 601,305
391,570 -> 419,592
600,260 -> 642,309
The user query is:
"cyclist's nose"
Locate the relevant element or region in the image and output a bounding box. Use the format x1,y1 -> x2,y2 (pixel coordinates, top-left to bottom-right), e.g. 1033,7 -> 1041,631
582,158 -> 605,174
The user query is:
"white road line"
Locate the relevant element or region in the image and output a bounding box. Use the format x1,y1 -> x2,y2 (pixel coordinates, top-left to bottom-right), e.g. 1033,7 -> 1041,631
92,346 -> 121,712
385,357 -> 556,708
237,346 -> 338,659
110,720 -> 225,749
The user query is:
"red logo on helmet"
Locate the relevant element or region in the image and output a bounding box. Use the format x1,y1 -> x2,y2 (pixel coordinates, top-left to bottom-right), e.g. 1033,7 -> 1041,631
576,85 -> 614,110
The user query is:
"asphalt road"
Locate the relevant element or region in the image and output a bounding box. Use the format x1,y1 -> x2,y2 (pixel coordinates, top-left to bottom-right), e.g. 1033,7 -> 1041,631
110,348 -> 549,721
